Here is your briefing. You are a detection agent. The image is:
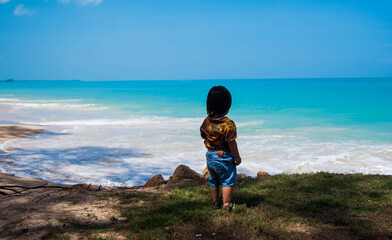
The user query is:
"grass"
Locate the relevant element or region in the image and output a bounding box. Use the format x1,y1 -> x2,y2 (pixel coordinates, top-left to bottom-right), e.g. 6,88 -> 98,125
116,173 -> 392,239
10,173 -> 392,239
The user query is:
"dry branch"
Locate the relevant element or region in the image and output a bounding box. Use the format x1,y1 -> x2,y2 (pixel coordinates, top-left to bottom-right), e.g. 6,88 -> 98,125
0,183 -> 72,196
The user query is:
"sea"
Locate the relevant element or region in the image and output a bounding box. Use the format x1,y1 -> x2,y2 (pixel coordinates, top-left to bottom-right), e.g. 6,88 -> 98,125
0,78 -> 391,186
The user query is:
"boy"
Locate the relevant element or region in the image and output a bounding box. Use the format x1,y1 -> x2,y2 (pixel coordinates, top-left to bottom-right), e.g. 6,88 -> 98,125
200,86 -> 241,212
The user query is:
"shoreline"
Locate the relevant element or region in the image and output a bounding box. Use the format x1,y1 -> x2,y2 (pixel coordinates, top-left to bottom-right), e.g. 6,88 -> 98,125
0,123 -> 390,189
0,124 -> 63,188
0,124 -> 45,143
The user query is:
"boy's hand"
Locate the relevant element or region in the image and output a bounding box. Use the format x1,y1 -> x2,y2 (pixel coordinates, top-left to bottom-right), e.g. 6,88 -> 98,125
217,150 -> 224,158
227,140 -> 241,166
235,156 -> 241,166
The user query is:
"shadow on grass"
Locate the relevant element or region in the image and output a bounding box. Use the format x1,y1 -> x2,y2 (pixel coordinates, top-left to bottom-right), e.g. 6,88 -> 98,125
114,174 -> 392,239
234,173 -> 392,239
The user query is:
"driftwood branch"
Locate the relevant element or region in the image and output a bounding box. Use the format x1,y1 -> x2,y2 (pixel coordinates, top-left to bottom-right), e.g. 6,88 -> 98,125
0,183 -> 72,196
1,186 -> 23,194
0,183 -> 47,189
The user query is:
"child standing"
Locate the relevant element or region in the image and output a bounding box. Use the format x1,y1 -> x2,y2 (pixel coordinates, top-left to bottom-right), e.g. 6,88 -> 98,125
200,86 -> 241,212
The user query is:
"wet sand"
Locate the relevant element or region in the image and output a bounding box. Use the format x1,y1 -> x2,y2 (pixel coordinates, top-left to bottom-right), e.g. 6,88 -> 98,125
0,124 -> 59,187
0,124 -> 45,143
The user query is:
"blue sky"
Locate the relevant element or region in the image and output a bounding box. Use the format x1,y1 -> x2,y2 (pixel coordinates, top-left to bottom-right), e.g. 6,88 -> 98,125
0,0 -> 391,80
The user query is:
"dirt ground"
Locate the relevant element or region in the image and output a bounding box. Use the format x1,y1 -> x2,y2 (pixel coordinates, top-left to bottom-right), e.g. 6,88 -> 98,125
0,176 -> 140,240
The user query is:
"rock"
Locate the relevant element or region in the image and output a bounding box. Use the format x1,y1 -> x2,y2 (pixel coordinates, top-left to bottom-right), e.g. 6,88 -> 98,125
167,176 -> 173,185
257,171 -> 270,178
72,183 -> 99,191
237,173 -> 247,179
170,165 -> 204,184
143,174 -> 165,187
202,166 -> 210,180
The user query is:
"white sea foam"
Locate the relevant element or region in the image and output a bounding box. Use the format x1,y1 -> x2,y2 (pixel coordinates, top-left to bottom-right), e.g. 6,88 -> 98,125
0,97 -> 106,110
1,97 -> 391,186
22,117 -> 204,128
0,98 -> 20,102
0,98 -> 86,102
2,119 -> 391,186
236,120 -> 264,127
0,140 -> 13,156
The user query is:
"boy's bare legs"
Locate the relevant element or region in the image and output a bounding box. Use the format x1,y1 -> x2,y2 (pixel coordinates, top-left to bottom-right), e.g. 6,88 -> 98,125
222,186 -> 233,206
210,187 -> 219,203
211,186 -> 232,205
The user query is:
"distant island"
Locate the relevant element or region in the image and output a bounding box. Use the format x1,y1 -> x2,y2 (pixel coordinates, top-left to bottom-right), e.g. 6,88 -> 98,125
1,79 -> 83,82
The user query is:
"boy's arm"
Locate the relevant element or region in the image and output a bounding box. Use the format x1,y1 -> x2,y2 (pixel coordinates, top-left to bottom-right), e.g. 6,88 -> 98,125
228,140 -> 241,166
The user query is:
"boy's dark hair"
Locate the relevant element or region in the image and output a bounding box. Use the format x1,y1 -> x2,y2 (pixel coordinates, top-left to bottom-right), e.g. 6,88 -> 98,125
207,86 -> 232,117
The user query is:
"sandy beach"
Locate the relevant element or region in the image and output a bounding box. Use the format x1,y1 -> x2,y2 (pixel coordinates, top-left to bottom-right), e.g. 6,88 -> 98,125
0,124 -> 65,187
0,124 -> 119,239
0,124 -> 44,143
0,124 -> 45,173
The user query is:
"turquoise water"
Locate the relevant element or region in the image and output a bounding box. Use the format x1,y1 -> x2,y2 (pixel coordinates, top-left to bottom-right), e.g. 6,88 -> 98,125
0,78 -> 391,185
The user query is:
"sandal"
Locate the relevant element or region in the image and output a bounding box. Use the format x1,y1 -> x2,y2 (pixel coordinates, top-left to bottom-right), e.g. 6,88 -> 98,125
222,202 -> 236,212
212,198 -> 223,210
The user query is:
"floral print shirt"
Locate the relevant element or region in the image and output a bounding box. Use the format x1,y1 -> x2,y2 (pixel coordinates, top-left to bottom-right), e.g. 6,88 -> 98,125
200,116 -> 237,151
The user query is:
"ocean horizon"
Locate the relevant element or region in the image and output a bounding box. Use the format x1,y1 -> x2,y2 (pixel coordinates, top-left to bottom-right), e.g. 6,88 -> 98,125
1,78 -> 391,186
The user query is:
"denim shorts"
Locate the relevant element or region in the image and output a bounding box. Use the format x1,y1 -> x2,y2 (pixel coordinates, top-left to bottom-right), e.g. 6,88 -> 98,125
206,151 -> 237,188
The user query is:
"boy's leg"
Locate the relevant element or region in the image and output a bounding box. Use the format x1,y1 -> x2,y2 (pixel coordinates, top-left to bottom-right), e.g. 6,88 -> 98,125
210,187 -> 220,203
222,186 -> 233,206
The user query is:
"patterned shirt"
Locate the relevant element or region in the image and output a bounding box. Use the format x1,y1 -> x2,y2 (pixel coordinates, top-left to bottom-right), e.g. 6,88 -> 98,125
200,116 -> 237,151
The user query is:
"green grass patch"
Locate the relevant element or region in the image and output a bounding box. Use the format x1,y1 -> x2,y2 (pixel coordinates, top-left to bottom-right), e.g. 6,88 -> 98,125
114,173 -> 392,239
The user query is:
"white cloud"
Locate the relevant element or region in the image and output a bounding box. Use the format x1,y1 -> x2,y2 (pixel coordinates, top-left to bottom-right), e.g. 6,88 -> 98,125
58,0 -> 103,5
13,4 -> 30,16
0,0 -> 10,4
